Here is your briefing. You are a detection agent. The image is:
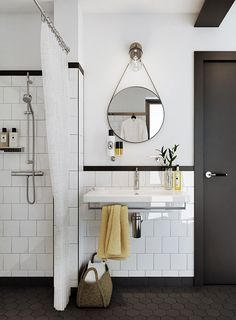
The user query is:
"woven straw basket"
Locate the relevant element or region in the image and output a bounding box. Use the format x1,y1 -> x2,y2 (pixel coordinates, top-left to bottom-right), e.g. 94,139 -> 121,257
77,254 -> 113,308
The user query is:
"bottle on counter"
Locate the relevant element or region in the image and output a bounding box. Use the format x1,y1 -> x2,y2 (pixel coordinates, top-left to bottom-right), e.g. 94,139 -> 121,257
174,165 -> 182,191
115,141 -> 123,156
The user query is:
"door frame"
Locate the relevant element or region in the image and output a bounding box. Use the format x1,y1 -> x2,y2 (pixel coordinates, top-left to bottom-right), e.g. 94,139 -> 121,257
194,51 -> 236,286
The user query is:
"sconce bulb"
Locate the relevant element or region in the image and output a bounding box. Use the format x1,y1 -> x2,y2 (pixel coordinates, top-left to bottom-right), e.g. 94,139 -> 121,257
130,59 -> 143,72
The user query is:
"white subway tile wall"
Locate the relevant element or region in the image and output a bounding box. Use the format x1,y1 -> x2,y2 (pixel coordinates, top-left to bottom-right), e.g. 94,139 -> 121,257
77,66 -> 84,286
0,75 -> 53,277
0,73 -> 193,280
0,72 -> 80,282
68,69 -> 80,287
79,171 -> 194,277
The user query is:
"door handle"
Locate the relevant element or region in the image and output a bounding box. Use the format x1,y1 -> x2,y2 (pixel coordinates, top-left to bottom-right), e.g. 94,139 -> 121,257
205,171 -> 228,179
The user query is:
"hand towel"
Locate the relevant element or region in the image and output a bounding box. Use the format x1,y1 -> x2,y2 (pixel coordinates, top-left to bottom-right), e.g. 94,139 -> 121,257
106,205 -> 121,256
97,206 -> 109,259
97,205 -> 130,260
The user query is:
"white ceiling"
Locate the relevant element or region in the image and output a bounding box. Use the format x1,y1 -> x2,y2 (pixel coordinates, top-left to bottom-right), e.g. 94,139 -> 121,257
79,0 -> 205,14
0,0 -> 53,14
0,0 -> 205,15
0,0 -> 205,14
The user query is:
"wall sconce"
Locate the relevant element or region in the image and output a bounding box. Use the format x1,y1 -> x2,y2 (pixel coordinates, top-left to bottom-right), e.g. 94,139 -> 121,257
129,42 -> 143,72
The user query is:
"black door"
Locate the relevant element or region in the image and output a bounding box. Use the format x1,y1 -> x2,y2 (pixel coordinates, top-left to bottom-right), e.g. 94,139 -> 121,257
195,52 -> 236,285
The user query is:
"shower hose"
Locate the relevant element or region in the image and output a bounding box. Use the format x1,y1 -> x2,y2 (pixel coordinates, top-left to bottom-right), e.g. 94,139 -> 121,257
26,107 -> 36,205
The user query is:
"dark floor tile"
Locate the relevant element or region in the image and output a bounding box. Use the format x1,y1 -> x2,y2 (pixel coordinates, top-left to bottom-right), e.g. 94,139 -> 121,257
0,285 -> 236,319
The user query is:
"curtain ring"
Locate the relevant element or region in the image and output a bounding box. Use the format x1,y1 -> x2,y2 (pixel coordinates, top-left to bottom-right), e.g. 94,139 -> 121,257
41,14 -> 46,22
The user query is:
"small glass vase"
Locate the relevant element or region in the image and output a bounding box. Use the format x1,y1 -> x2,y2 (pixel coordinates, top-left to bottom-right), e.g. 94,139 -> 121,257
164,167 -> 173,190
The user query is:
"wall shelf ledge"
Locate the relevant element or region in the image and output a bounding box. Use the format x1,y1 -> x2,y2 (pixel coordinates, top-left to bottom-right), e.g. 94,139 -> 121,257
0,147 -> 24,153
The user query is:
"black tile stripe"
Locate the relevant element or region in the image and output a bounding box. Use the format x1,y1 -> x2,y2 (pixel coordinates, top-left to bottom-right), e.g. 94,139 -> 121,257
0,70 -> 42,76
0,62 -> 84,76
84,166 -> 194,171
112,277 -> 194,287
0,276 -> 192,287
68,62 -> 84,75
0,277 -> 53,287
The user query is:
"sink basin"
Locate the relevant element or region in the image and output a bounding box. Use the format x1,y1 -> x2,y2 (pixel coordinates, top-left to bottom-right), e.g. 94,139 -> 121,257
83,187 -> 189,204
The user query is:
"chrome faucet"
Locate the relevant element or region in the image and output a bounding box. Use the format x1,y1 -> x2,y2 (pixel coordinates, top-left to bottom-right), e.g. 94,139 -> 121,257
134,167 -> 140,190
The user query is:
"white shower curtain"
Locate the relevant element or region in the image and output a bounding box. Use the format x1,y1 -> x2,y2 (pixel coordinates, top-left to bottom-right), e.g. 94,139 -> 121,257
41,21 -> 70,311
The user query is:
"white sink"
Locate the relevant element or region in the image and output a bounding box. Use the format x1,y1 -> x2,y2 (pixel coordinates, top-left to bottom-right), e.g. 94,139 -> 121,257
83,187 -> 189,204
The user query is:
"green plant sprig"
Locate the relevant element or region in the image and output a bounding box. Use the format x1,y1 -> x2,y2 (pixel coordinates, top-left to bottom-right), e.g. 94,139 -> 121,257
156,144 -> 179,167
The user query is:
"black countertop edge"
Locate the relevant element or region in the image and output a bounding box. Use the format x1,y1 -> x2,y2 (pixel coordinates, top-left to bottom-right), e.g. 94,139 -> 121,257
83,166 -> 194,171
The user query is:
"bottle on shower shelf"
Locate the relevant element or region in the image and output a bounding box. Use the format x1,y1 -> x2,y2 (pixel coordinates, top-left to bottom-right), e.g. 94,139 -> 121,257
0,128 -> 9,148
9,128 -> 19,148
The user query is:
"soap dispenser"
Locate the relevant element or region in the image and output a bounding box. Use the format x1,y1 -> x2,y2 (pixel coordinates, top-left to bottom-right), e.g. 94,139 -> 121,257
0,128 -> 9,148
107,129 -> 115,159
174,165 -> 182,191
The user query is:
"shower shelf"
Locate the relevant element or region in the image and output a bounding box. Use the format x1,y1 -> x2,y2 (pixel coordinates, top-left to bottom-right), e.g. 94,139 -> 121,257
0,147 -> 24,153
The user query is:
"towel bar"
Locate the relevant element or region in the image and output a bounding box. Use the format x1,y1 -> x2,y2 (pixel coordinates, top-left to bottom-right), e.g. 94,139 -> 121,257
87,202 -> 186,211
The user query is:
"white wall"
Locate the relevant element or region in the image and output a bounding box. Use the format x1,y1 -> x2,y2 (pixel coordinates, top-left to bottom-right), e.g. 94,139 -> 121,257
83,11 -> 236,166
54,0 -> 84,64
0,14 -> 41,70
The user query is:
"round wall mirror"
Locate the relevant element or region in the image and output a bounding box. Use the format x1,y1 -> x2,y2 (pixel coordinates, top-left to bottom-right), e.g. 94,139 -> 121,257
107,86 -> 164,143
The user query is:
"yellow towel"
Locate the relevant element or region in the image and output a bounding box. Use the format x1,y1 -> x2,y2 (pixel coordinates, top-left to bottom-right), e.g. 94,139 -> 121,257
97,205 -> 130,260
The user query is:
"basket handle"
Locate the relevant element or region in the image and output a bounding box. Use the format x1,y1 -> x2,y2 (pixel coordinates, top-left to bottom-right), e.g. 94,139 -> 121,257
91,252 -> 97,263
91,252 -> 109,272
83,267 -> 99,282
82,267 -> 107,307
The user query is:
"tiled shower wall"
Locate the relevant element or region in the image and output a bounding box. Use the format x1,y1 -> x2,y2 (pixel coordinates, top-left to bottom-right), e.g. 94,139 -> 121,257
0,70 -> 80,283
80,171 -> 194,277
0,75 -> 53,276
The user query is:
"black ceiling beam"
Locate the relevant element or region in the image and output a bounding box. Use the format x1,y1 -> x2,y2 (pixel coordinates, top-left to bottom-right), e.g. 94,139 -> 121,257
195,0 -> 235,27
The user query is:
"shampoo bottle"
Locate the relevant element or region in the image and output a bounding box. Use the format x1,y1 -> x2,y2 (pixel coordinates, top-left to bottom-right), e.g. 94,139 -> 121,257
9,128 -> 19,148
0,128 -> 9,148
107,129 -> 115,158
174,165 -> 182,191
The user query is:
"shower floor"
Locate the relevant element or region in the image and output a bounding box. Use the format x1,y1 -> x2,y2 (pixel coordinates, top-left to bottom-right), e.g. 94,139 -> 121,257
0,285 -> 236,319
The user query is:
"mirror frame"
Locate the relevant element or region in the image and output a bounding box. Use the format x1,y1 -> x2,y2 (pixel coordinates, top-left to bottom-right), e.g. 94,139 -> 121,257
107,86 -> 165,144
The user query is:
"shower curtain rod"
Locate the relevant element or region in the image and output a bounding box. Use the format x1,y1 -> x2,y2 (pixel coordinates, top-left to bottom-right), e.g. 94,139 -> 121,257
33,0 -> 70,54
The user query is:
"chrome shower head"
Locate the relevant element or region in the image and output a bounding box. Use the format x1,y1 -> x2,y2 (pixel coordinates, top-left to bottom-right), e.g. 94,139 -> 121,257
23,94 -> 32,104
